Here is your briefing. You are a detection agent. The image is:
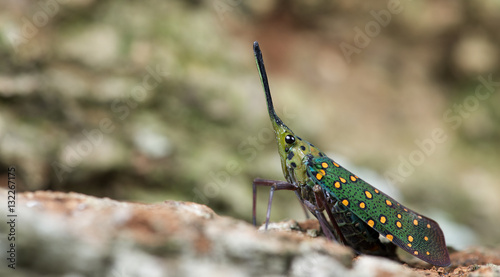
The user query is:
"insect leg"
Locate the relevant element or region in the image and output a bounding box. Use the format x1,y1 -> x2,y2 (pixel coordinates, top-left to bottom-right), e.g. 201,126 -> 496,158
302,199 -> 338,243
252,178 -> 298,229
312,185 -> 348,245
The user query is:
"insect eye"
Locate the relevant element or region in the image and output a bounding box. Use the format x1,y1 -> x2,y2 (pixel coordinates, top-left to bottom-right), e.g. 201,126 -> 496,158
285,135 -> 295,144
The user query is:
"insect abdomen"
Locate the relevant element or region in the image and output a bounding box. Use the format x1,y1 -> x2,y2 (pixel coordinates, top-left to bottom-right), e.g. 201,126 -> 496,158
328,196 -> 397,257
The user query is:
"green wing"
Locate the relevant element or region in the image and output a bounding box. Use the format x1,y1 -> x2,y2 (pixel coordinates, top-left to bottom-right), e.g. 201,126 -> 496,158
306,156 -> 450,267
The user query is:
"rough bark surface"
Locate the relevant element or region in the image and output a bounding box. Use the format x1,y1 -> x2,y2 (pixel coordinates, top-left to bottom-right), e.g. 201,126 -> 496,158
0,189 -> 499,277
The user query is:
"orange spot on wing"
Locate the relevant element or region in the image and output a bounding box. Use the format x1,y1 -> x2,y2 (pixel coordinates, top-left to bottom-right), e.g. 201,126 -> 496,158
386,234 -> 393,241
339,177 -> 346,183
316,173 -> 323,180
368,220 -> 375,227
334,181 -> 341,189
365,191 -> 373,199
321,162 -> 328,168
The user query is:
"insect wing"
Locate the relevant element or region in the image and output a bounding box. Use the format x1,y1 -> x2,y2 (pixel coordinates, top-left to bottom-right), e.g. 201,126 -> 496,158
307,156 -> 450,266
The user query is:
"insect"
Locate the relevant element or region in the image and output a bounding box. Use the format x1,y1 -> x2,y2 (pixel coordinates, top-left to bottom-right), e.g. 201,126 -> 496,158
251,41 -> 450,267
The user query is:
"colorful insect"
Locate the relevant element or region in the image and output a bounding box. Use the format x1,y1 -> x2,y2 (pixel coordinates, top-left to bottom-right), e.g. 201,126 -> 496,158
251,41 -> 450,267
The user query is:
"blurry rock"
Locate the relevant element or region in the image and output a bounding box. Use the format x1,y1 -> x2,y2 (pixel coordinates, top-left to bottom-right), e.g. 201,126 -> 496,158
453,32 -> 498,75
133,126 -> 172,159
59,136 -> 128,170
46,65 -> 90,98
0,74 -> 39,97
59,25 -> 120,69
245,0 -> 278,17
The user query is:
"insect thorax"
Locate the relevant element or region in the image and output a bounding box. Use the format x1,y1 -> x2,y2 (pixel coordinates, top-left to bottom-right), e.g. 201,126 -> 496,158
283,138 -> 325,185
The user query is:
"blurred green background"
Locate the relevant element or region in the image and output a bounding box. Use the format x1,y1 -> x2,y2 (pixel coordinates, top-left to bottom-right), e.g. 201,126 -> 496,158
1,1 -> 499,249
